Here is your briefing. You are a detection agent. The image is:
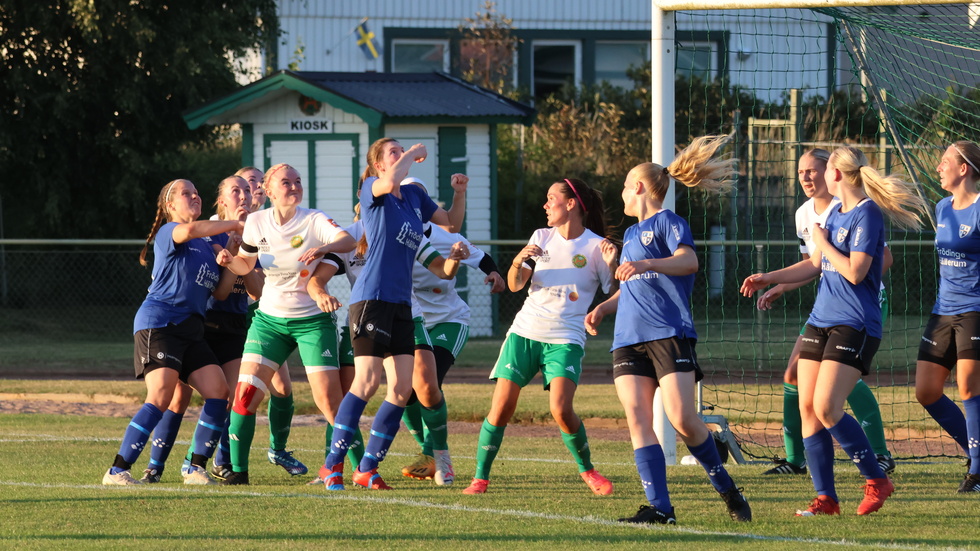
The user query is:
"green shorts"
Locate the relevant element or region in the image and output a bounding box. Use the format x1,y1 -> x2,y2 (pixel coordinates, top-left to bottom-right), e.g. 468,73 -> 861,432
339,325 -> 354,366
490,333 -> 584,389
413,316 -> 433,349
428,322 -> 469,357
243,310 -> 339,373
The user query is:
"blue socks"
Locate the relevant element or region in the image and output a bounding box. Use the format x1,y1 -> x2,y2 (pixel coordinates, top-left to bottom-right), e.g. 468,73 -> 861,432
213,416 -> 232,467
687,435 -> 735,493
964,396 -> 980,475
114,403 -> 165,470
828,413 -> 885,480
324,393 -> 368,468
360,400 -> 405,473
924,395 -> 969,454
148,410 -> 184,472
803,428 -> 838,502
634,444 -> 671,510
190,399 -> 228,463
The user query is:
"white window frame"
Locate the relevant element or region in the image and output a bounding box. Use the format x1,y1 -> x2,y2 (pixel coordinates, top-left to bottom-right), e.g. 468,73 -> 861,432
531,39 -> 582,97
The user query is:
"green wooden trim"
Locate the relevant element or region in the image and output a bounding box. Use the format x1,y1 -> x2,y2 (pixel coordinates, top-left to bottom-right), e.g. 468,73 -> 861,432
488,124 -> 500,335
183,71 -> 383,129
437,125 -> 468,300
261,133 -> 360,210
241,124 -> 254,167
581,38 -> 596,85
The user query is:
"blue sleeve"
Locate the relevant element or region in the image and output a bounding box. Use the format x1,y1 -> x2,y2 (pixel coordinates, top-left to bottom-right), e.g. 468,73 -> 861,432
155,222 -> 178,257
664,214 -> 695,254
850,205 -> 883,256
412,186 -> 439,222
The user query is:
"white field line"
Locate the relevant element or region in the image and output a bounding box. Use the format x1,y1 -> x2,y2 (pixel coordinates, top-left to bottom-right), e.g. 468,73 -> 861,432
0,480 -> 969,551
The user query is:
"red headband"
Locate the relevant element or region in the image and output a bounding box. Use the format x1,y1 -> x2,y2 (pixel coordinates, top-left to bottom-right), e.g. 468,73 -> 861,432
564,178 -> 587,214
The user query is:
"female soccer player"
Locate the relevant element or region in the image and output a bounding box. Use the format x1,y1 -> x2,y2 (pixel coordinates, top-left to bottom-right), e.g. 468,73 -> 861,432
102,179 -> 240,485
742,146 -> 926,516
216,163 -> 355,485
462,178 -> 617,497
754,149 -> 895,477
585,136 -> 751,524
318,138 -> 467,491
916,140 -> 980,493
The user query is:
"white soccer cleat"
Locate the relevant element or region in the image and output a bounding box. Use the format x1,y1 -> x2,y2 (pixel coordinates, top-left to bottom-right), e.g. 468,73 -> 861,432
102,468 -> 142,486
434,449 -> 455,486
182,465 -> 218,485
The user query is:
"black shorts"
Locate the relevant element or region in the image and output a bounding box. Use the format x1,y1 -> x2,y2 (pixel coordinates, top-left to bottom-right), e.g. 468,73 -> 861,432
134,315 -> 219,383
612,337 -> 704,382
798,324 -> 880,375
348,300 -> 414,358
204,310 -> 247,365
917,311 -> 980,369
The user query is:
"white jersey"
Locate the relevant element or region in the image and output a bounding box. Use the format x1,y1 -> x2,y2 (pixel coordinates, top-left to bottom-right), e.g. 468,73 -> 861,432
796,197 -> 841,256
240,207 -> 345,318
509,227 -> 614,346
413,223 -> 486,327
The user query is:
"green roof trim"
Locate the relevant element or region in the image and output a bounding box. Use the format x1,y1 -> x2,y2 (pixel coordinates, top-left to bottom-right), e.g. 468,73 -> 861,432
183,70 -> 382,130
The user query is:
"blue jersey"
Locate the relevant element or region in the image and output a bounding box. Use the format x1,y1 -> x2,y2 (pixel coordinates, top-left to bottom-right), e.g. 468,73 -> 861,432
613,210 -> 697,349
807,199 -> 885,337
933,195 -> 980,315
350,178 -> 438,306
206,232 -> 249,316
134,222 -> 221,332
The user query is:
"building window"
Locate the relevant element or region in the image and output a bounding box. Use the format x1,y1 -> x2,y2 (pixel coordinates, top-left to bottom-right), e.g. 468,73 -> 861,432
391,39 -> 449,72
595,41 -> 649,89
532,40 -> 580,99
676,41 -> 717,81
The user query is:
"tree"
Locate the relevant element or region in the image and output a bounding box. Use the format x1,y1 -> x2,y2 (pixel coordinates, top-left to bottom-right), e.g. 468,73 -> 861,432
0,0 -> 278,238
456,1 -> 521,95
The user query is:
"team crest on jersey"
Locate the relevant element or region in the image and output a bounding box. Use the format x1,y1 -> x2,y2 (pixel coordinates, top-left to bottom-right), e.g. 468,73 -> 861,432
572,254 -> 587,268
960,224 -> 972,238
836,228 -> 849,244
641,231 -> 654,245
290,235 -> 304,248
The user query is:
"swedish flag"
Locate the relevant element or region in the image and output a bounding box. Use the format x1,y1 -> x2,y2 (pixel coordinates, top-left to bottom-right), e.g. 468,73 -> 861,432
356,20 -> 380,60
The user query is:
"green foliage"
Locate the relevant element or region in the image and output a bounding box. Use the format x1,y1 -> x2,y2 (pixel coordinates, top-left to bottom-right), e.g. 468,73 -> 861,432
0,0 -> 278,238
456,1 -> 520,95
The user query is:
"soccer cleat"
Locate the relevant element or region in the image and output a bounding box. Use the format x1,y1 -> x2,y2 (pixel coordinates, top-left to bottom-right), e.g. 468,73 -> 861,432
580,468 -> 613,496
401,454 -> 435,480
434,449 -> 455,486
353,467 -> 392,490
719,486 -> 752,521
617,504 -> 676,525
877,454 -> 896,475
956,473 -> 980,493
210,463 -> 233,481
856,477 -> 894,515
182,465 -> 218,485
795,495 -> 841,517
140,468 -> 161,483
268,448 -> 308,476
761,457 -> 807,475
102,468 -> 142,486
322,463 -> 345,491
220,470 -> 250,486
462,478 -> 489,495
180,458 -> 192,477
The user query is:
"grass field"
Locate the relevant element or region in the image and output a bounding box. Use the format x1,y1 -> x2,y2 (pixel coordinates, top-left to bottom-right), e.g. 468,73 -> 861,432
1,381 -> 977,550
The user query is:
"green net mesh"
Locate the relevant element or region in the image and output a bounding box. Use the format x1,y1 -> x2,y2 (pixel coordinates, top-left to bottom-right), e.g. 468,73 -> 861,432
674,4 -> 980,462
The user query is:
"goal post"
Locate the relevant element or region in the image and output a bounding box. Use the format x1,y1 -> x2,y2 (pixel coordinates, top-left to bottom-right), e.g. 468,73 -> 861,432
648,0 -> 979,465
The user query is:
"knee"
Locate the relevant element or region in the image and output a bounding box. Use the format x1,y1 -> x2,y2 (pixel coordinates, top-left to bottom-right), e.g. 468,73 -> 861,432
915,384 -> 943,407
233,374 -> 269,413
550,404 -> 577,431
783,367 -> 798,386
812,404 -> 841,428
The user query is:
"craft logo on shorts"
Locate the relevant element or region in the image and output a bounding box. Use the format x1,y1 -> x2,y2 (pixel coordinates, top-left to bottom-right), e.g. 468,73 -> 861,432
366,323 -> 375,332
568,291 -> 579,301
836,227 -> 849,244
572,254 -> 587,268
157,352 -> 165,360
960,224 -> 972,238
290,235 -> 304,248
298,95 -> 322,116
641,230 -> 654,246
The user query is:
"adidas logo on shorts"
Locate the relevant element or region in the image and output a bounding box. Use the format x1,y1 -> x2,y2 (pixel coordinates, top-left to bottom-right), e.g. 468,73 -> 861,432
321,350 -> 333,358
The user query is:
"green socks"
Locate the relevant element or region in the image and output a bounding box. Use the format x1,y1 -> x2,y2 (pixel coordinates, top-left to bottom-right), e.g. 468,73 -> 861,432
560,422 -> 593,473
847,379 -> 889,457
402,402 -> 426,449
228,410 -> 256,472
420,397 -> 449,453
783,383 -> 805,467
474,419 -> 506,480
268,393 -> 294,451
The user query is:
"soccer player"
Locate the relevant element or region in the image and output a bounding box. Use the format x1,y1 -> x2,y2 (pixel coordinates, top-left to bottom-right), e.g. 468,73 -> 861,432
742,146 -> 926,516
586,136 -> 751,524
102,179 -> 240,486
916,140 -> 980,493
754,149 -> 896,477
462,178 -> 617,497
216,163 -> 355,485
